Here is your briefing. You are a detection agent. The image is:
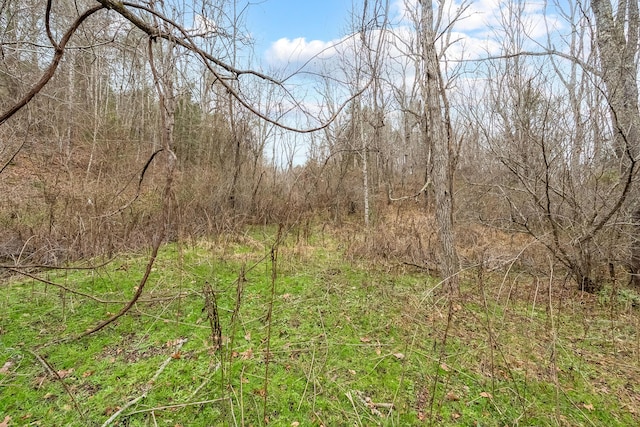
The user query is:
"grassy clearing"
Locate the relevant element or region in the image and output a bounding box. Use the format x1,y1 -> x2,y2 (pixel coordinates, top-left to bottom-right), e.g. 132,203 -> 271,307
1,226 -> 639,426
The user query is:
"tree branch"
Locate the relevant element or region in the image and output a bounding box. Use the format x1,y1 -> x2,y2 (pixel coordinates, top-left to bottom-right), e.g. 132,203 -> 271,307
0,5 -> 104,126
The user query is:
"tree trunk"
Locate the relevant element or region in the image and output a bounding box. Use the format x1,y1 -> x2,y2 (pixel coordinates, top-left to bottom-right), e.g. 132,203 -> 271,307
590,0 -> 640,287
420,0 -> 459,293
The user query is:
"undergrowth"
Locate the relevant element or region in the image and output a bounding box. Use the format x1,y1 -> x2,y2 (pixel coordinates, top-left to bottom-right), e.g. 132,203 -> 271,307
1,226 -> 639,426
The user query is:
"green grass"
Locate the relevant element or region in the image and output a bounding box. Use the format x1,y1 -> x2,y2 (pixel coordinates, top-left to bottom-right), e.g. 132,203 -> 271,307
1,227 -> 639,426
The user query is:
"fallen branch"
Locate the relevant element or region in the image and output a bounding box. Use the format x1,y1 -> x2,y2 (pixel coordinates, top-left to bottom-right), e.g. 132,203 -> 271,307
101,338 -> 187,427
0,255 -> 116,270
124,397 -> 228,416
28,349 -> 87,423
6,268 -> 127,304
388,179 -> 431,201
3,268 -> 193,304
74,234 -> 162,340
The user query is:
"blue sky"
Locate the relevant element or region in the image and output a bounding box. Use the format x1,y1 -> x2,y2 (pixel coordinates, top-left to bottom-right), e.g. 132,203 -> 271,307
241,0 -> 571,70
227,0 -> 572,164
244,0 -> 357,68
247,0 -> 351,46
247,0 -> 349,50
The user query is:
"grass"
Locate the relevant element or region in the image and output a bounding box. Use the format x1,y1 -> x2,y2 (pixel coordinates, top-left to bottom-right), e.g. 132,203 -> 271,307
1,225 -> 639,426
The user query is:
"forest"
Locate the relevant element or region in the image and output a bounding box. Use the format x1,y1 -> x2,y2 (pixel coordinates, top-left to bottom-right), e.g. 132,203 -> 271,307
1,0 -> 639,425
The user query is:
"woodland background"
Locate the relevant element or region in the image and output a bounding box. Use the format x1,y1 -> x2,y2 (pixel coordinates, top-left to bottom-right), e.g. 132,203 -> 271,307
1,0 -> 640,425
1,0 -> 639,295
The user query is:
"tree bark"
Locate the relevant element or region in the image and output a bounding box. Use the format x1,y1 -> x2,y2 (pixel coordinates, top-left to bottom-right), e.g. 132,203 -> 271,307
590,0 -> 640,287
420,0 -> 459,293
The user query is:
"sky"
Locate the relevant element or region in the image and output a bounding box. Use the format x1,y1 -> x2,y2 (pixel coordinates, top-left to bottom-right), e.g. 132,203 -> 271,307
226,0 -> 571,165
246,0 -> 362,67
242,0 -> 563,70
246,0 -> 350,55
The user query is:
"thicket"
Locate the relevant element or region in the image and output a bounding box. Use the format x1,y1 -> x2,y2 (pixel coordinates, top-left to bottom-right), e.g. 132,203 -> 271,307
1,0 -> 639,295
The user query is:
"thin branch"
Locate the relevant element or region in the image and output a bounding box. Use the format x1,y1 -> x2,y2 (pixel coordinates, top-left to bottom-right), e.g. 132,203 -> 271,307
0,39 -> 116,49
28,349 -> 87,423
101,338 -> 188,427
453,49 -> 597,75
95,148 -> 164,219
44,0 -> 59,50
0,5 -> 105,126
0,131 -> 27,175
73,233 -> 162,340
388,178 -> 432,201
3,267 -> 189,304
0,256 -> 116,270
125,398 -> 228,416
5,268 -> 121,303
99,0 -> 371,133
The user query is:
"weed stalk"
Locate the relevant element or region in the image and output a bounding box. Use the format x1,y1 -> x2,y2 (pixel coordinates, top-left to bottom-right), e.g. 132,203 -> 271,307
262,224 -> 282,423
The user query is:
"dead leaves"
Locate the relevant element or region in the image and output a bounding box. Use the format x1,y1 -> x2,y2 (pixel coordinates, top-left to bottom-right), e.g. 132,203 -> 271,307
56,368 -> 74,379
445,391 -> 460,401
0,360 -> 14,375
231,348 -> 254,360
582,402 -> 595,411
0,416 -> 10,427
359,336 -> 405,362
348,390 -> 394,419
479,391 -> 493,399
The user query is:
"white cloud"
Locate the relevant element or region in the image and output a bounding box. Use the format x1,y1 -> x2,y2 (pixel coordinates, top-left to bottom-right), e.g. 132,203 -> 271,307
265,37 -> 340,67
391,0 -> 564,51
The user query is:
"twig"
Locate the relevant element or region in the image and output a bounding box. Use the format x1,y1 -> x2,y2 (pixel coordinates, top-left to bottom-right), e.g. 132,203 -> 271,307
101,338 -> 187,427
345,391 -> 364,427
262,226 -> 282,424
388,178 -> 432,201
353,390 -> 392,417
102,394 -> 146,427
298,342 -> 316,411
0,255 -> 116,270
28,349 -> 87,423
401,261 -> 439,275
124,397 -> 228,416
188,361 -> 221,400
428,298 -> 455,424
4,268 -> 179,304
0,125 -> 28,175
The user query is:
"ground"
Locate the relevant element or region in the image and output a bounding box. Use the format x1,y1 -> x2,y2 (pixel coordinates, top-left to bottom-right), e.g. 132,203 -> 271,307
1,226 -> 639,426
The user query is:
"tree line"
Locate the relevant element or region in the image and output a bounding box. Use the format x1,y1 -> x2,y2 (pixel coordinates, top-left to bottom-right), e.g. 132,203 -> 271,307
0,0 -> 638,294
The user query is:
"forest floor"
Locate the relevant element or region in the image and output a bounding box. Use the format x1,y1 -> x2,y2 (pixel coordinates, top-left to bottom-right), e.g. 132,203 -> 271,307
1,224 -> 640,426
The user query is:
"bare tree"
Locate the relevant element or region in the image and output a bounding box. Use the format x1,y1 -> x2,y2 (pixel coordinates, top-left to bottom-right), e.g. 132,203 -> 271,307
590,0 -> 640,287
418,0 -> 460,292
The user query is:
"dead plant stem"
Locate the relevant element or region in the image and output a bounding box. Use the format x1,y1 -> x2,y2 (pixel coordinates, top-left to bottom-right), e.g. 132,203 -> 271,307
103,338 -> 187,426
262,225 -> 282,424
479,266 -> 496,394
428,297 -> 455,426
547,260 -> 560,420
28,349 -> 87,423
124,398 -> 228,416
